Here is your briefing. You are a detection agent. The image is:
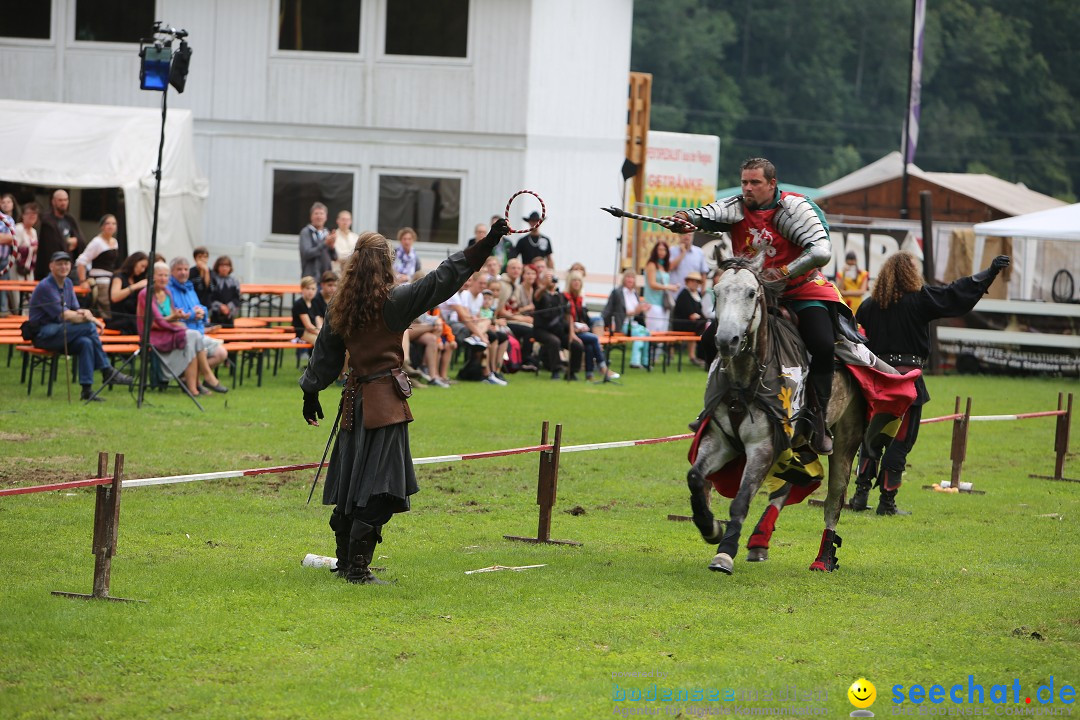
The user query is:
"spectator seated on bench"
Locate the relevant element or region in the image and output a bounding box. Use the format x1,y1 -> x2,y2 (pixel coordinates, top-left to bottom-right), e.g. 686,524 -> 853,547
26,251 -> 132,402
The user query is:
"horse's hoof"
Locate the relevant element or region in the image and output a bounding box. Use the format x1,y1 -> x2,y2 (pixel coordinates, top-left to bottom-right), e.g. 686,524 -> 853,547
708,553 -> 734,574
702,519 -> 724,544
746,547 -> 768,562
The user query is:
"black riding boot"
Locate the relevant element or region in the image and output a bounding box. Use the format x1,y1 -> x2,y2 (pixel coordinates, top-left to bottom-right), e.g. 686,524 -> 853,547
329,511 -> 351,577
876,468 -> 910,516
345,520 -> 388,585
876,488 -> 911,516
851,456 -> 875,512
808,372 -> 834,456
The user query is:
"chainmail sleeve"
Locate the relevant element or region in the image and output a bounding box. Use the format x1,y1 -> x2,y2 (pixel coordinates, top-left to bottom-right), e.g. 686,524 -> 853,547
686,195 -> 744,232
773,195 -> 832,277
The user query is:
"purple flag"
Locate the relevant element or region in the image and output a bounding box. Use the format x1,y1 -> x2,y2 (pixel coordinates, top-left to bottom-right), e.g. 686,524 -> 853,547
905,0 -> 927,165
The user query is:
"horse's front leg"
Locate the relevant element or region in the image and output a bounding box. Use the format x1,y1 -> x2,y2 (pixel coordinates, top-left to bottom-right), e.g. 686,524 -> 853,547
746,482 -> 791,562
710,424 -> 774,575
687,426 -> 738,544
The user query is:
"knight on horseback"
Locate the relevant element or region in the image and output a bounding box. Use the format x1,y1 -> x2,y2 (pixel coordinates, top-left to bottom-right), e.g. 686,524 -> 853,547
667,157 -> 840,456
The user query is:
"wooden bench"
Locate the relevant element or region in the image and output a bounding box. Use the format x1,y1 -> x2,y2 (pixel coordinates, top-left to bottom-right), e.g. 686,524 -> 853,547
17,345 -> 61,396
222,340 -> 313,387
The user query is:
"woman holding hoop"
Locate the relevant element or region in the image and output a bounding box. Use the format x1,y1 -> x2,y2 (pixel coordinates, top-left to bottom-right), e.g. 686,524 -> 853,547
300,219 -> 511,585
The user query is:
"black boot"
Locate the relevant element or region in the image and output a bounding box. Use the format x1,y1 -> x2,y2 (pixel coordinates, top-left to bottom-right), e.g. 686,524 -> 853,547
850,480 -> 872,512
808,373 -> 833,456
345,521 -> 388,585
688,411 -> 706,433
851,456 -> 875,511
876,488 -> 911,516
328,511 -> 351,577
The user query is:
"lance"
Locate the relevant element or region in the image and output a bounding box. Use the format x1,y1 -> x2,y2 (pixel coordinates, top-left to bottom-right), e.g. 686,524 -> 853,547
599,206 -> 728,239
306,399 -> 344,505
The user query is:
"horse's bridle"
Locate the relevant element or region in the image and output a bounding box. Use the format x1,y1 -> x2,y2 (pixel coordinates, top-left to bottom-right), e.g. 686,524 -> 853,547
717,270 -> 771,389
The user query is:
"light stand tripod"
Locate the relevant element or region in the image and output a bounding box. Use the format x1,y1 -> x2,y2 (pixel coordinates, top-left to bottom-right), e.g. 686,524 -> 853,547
134,22 -> 199,410
597,159 -> 639,385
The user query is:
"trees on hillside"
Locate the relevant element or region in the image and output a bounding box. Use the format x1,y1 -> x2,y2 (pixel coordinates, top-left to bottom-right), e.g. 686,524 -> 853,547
632,0 -> 1079,200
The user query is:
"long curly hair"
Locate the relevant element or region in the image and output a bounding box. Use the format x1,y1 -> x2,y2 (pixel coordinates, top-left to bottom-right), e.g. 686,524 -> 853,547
872,252 -> 923,309
328,231 -> 395,338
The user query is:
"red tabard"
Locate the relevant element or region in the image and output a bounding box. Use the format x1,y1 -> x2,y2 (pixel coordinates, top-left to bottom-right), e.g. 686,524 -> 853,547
731,191 -> 844,304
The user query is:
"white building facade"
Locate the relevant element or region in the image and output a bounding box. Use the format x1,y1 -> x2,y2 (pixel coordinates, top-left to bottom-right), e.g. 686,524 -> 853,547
0,0 -> 634,282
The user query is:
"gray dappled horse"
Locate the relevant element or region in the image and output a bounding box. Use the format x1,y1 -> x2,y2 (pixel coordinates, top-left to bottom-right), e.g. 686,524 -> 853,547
687,253 -> 864,574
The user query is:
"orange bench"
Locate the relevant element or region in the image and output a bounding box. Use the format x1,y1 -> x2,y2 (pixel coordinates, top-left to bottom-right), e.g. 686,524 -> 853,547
17,345 -> 61,396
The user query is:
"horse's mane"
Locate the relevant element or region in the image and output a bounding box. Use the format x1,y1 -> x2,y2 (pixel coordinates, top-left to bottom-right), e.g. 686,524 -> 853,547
716,256 -> 785,308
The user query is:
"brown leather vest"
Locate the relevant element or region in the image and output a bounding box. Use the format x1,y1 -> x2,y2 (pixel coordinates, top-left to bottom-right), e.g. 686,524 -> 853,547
342,300 -> 404,378
340,301 -> 411,431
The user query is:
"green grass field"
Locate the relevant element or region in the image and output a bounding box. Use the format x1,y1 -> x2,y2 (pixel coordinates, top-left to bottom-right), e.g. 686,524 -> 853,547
1,356 -> 1077,719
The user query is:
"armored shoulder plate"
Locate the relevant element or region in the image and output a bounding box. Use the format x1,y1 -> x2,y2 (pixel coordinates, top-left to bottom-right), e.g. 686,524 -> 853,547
689,195 -> 744,229
774,195 -> 828,249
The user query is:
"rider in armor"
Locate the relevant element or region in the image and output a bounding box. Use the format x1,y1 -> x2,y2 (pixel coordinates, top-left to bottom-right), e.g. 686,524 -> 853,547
667,157 -> 839,455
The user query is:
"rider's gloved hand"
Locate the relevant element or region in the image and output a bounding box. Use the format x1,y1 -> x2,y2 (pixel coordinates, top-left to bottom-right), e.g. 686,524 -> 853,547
303,391 -> 324,426
662,212 -> 695,234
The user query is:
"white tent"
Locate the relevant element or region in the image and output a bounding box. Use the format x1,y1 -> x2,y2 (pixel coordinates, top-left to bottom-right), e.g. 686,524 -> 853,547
974,203 -> 1080,301
0,99 -> 208,261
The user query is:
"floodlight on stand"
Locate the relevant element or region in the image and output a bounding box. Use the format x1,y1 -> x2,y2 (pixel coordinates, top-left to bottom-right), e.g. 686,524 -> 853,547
139,41 -> 171,91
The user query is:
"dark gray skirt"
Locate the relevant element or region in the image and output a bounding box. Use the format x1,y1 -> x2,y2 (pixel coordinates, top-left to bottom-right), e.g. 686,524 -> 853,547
321,395 -> 418,515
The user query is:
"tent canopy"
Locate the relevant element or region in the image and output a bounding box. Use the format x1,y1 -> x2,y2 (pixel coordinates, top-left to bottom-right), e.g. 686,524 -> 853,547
974,202 -> 1080,241
974,203 -> 1080,301
0,99 -> 208,260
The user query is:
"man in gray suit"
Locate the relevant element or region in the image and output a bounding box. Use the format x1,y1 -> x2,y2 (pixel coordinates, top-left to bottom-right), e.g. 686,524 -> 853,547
299,202 -> 337,280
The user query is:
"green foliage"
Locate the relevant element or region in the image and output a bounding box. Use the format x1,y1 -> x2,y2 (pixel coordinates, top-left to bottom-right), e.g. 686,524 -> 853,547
632,0 -> 1080,198
0,360 -> 1077,718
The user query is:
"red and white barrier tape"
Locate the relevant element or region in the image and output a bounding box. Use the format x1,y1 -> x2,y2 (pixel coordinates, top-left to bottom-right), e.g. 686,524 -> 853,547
0,405 -> 1068,497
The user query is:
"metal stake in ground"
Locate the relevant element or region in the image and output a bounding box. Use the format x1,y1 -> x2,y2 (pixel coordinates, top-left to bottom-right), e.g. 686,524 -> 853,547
505,422 -> 581,546
53,452 -> 139,603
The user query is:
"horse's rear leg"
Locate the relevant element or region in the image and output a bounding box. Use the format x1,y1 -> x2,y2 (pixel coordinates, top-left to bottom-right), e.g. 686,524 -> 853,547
746,484 -> 791,562
810,380 -> 863,572
709,442 -> 773,575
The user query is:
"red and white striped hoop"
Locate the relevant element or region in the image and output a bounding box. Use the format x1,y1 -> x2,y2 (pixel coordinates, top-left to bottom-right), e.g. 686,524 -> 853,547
504,190 -> 546,234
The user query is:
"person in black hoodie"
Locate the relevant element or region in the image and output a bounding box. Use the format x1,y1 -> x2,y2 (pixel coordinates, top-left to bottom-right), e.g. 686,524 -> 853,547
852,252 -> 1011,515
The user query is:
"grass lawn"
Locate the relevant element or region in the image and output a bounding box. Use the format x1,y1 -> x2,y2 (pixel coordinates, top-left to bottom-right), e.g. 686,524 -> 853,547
1,354 -> 1078,719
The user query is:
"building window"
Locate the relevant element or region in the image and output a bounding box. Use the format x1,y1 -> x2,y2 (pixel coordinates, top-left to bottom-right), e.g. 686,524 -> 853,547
378,175 -> 461,245
271,170 -> 354,236
1,2 -> 50,39
385,0 -> 468,58
278,0 -> 361,53
75,0 -> 154,43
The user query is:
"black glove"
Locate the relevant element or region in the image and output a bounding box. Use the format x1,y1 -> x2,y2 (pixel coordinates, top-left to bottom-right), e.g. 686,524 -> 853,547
973,255 -> 1010,284
464,218 -> 511,271
485,218 -> 510,243
303,391 -> 324,426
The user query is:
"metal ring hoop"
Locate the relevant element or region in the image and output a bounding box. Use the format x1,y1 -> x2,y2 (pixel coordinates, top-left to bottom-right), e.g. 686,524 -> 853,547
504,190 -> 547,234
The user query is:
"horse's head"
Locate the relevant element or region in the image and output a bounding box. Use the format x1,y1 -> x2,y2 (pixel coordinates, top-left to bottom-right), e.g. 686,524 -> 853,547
711,253 -> 766,360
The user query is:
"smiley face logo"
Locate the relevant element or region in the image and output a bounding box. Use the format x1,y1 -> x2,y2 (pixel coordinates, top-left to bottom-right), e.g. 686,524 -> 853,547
848,678 -> 876,709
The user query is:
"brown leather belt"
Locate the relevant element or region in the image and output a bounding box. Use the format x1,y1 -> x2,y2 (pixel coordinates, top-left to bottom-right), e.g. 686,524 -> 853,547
339,369 -> 394,432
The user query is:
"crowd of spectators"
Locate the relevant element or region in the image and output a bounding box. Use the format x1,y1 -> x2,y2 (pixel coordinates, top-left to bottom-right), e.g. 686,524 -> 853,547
4,190 -> 723,400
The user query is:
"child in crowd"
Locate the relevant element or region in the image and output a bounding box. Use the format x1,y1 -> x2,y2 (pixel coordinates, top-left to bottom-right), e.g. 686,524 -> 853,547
292,276 -> 319,344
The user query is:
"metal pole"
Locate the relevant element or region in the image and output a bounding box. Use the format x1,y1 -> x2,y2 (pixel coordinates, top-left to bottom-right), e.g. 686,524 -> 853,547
920,190 -> 941,373
137,83 -> 169,407
899,0 -> 917,219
